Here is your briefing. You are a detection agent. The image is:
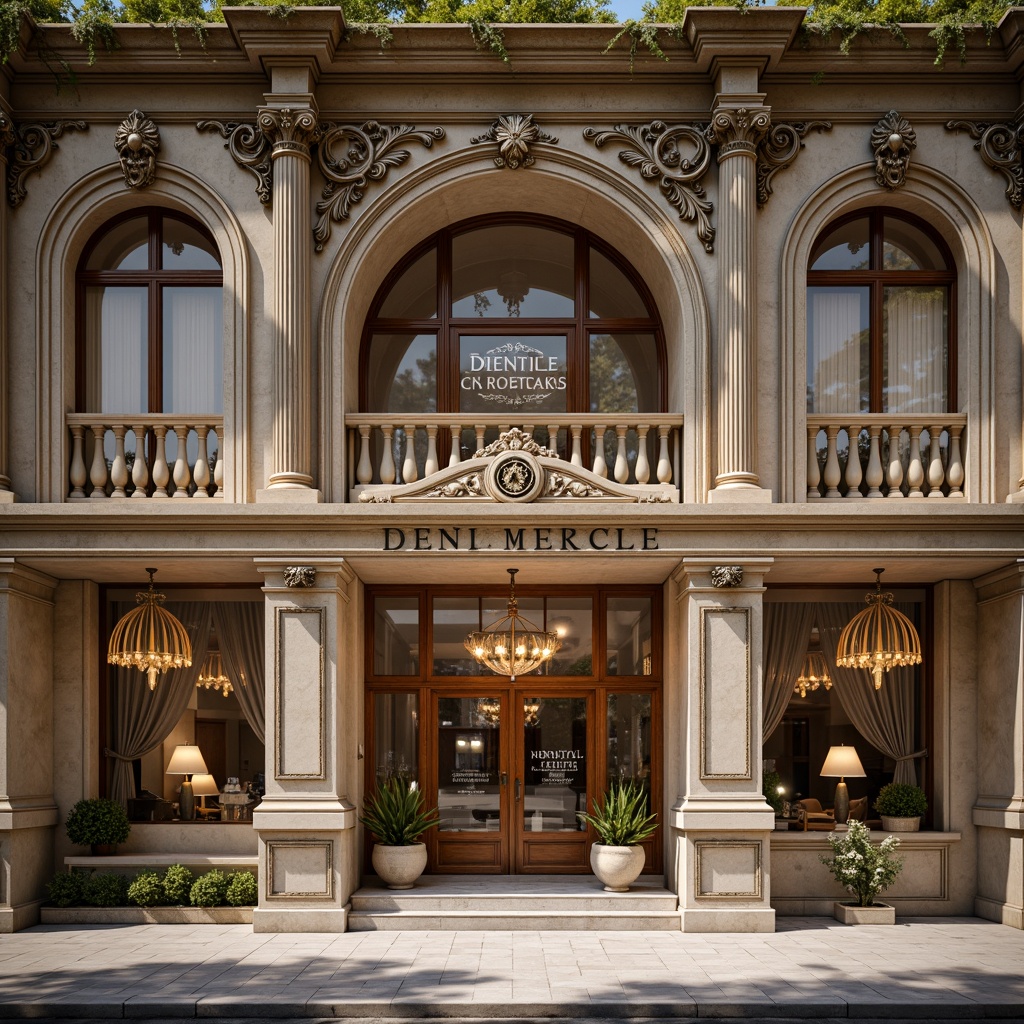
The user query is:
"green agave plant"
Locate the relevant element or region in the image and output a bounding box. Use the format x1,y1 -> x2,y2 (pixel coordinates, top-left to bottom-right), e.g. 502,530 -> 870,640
360,778 -> 440,846
577,779 -> 658,847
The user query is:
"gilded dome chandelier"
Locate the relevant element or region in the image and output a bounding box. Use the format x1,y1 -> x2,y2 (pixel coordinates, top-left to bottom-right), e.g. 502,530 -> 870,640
196,650 -> 233,698
794,646 -> 832,699
465,569 -> 561,681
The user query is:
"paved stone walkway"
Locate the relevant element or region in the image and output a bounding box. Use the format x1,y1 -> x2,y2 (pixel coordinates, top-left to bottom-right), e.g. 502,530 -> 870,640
0,918 -> 1021,1019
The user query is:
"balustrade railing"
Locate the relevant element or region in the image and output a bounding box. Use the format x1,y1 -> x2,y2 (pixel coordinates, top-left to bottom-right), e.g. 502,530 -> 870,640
345,414 -> 684,497
67,415 -> 223,500
806,414 -> 966,501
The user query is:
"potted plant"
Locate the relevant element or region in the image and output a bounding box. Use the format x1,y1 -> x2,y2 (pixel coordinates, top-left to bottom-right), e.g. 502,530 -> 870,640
360,778 -> 439,890
577,779 -> 658,892
874,782 -> 927,832
820,819 -> 903,924
65,798 -> 131,854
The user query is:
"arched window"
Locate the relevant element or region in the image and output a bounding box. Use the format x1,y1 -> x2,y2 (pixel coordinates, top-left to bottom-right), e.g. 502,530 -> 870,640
807,210 -> 955,414
361,215 -> 665,422
77,211 -> 223,414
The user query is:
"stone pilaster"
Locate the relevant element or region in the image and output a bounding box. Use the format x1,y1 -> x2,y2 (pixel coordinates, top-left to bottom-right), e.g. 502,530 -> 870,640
252,560 -> 357,932
0,560 -> 59,931
0,107 -> 13,502
256,105 -> 322,501
670,558 -> 774,932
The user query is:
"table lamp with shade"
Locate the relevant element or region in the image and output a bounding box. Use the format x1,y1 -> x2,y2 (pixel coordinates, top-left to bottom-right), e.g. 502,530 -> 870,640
820,744 -> 866,824
190,773 -> 220,818
166,745 -> 208,821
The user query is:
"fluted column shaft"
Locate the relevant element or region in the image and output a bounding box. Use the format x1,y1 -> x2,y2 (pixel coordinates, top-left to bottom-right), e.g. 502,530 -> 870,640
258,106 -> 318,491
710,106 -> 769,491
0,110 -> 13,498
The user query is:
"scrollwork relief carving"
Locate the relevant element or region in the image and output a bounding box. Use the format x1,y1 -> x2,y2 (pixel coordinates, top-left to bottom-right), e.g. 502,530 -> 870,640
871,110 -> 917,191
197,120 -> 273,204
313,121 -> 445,252
7,120 -> 87,207
707,106 -> 771,157
756,121 -> 832,207
946,118 -> 1024,209
470,113 -> 558,169
544,473 -> 607,498
115,110 -> 159,190
474,426 -> 559,460
425,474 -> 486,498
711,565 -> 744,588
583,121 -> 715,253
284,566 -> 317,588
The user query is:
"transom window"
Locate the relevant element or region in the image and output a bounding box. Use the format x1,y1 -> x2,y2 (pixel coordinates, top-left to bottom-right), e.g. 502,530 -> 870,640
806,210 -> 955,414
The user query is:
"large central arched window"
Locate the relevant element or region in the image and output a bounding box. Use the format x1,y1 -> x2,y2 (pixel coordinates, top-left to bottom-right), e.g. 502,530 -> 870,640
361,215 -> 665,425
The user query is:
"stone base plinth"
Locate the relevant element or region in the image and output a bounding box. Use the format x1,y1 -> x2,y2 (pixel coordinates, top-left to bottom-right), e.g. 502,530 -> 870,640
833,901 -> 895,925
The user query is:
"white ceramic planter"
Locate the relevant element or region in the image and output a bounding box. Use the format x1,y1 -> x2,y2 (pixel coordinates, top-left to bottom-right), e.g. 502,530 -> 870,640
880,815 -> 921,832
372,842 -> 428,889
590,843 -> 645,892
833,901 -> 896,925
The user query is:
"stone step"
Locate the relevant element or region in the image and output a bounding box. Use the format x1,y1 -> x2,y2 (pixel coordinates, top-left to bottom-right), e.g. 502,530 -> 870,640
347,908 -> 682,931
351,891 -> 679,912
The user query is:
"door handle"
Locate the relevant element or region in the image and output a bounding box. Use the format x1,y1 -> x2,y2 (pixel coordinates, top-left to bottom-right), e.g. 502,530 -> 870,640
500,772 -> 508,786
515,778 -> 521,801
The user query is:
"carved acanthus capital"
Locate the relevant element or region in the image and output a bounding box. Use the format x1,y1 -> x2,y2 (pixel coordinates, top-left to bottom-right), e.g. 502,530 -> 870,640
707,107 -> 771,158
946,118 -> 1024,209
871,110 -> 917,191
470,114 -> 558,169
284,566 -> 317,588
711,565 -> 744,588
756,120 -> 832,208
257,107 -> 320,156
583,120 -> 715,253
8,120 -> 88,207
115,110 -> 160,190
197,120 -> 273,205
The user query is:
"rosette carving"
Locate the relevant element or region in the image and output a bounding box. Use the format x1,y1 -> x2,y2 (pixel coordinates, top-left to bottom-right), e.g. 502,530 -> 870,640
115,110 -> 159,190
871,111 -> 917,191
946,118 -> 1024,209
197,120 -> 273,205
756,120 -> 832,207
313,121 -> 446,252
7,120 -> 87,207
583,120 -> 715,253
470,113 -> 558,169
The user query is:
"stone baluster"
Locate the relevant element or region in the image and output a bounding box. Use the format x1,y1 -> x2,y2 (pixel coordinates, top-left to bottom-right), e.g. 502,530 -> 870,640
356,425 -> 373,484
379,425 -> 396,484
657,425 -> 672,484
193,426 -> 211,498
864,425 -> 884,498
547,423 -> 560,456
212,434 -> 223,498
401,425 -> 418,484
424,425 -> 439,478
906,425 -> 925,497
635,425 -> 651,484
172,425 -> 191,497
475,425 -> 485,453
947,425 -> 965,498
843,425 -> 863,498
614,426 -> 630,483
69,426 -> 87,498
806,426 -> 821,499
927,425 -> 945,498
110,426 -> 129,498
592,425 -> 608,478
152,426 -> 170,498
448,423 -> 461,467
570,425 -> 583,467
257,105 -> 320,497
822,425 -> 842,498
886,425 -> 905,498
88,426 -> 107,498
130,424 -> 149,499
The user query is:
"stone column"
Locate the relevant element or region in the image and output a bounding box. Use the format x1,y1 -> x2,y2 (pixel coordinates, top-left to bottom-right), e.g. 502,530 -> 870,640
0,107 -> 14,502
708,95 -> 772,503
256,105 -> 321,501
669,558 -> 775,932
0,560 -> 59,931
252,560 -> 358,932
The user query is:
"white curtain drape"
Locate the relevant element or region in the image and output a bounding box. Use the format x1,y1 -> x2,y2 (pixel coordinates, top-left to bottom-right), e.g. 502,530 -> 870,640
86,288 -> 147,414
163,288 -> 223,413
211,603 -> 266,743
884,287 -> 946,414
762,603 -> 816,741
816,601 -> 926,785
809,289 -> 865,413
105,602 -> 212,807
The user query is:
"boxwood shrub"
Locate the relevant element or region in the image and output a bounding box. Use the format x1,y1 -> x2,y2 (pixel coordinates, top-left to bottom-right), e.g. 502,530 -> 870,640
162,864 -> 195,905
46,871 -> 84,908
127,871 -> 165,908
190,869 -> 229,907
83,872 -> 130,907
225,870 -> 258,907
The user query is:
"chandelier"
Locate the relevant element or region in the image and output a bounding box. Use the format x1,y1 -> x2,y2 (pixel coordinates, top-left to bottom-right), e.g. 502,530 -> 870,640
794,647 -> 832,699
836,568 -> 922,689
464,569 -> 561,681
476,697 -> 541,725
197,651 -> 233,698
107,568 -> 192,690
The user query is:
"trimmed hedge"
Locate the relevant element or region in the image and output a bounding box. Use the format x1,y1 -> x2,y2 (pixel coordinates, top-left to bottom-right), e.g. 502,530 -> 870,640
45,864 -> 258,908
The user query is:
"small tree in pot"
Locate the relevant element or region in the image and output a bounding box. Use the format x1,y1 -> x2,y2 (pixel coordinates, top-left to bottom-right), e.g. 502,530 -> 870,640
361,778 -> 439,889
65,798 -> 131,854
821,819 -> 903,923
577,779 -> 658,892
874,782 -> 927,832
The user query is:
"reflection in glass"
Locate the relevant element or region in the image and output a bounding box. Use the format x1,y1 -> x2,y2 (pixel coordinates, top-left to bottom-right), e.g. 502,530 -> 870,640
607,693 -> 652,785
543,597 -> 593,676
807,286 -> 869,413
883,218 -> 947,271
523,696 -> 587,832
366,334 -> 437,413
374,596 -> 419,675
810,217 -> 870,271
433,598 -> 481,675
458,335 -> 567,414
883,286 -> 947,413
374,693 -> 419,785
606,597 -> 652,676
162,218 -> 220,271
589,247 -> 649,317
163,287 -> 223,413
83,286 -> 148,413
437,697 -> 501,831
85,217 -> 149,271
379,248 -> 437,319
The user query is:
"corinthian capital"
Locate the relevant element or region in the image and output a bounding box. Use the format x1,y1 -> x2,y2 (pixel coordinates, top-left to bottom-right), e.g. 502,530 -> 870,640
258,107 -> 319,156
708,106 -> 771,157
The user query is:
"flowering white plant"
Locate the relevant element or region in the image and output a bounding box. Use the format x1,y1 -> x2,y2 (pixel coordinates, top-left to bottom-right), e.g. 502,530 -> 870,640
819,819 -> 902,907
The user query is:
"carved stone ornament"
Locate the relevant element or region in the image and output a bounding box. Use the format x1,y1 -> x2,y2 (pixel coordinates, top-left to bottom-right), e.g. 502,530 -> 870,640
474,426 -> 559,460
424,474 -> 486,498
711,565 -> 744,588
196,121 -> 273,205
6,119 -> 87,207
871,111 -> 917,191
470,114 -> 558,169
756,121 -> 832,208
314,121 -> 445,252
283,566 -> 317,588
707,106 -> 772,157
115,110 -> 160,190
583,121 -> 715,253
946,118 -> 1024,209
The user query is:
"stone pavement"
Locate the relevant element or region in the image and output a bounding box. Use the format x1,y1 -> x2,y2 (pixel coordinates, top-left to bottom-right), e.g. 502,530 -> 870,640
0,918 -> 1022,1020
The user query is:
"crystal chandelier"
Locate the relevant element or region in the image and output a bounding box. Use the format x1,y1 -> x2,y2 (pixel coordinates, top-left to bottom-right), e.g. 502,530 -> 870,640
107,568 -> 192,690
477,698 -> 501,724
464,569 -> 561,681
836,568 -> 922,689
794,647 -> 832,699
197,651 -> 233,698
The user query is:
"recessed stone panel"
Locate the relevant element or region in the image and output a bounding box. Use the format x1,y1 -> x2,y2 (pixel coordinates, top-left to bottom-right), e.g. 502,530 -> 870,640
700,607 -> 751,778
695,840 -> 762,899
266,840 -> 333,899
275,607 -> 326,779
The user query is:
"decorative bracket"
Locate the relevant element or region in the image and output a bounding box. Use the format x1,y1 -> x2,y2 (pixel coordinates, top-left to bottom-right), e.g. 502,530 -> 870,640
313,120 -> 446,252
946,118 -> 1023,209
583,120 -> 715,253
871,110 -> 917,191
470,114 -> 558,169
756,120 -> 832,207
196,121 -> 273,205
115,110 -> 160,190
6,119 -> 87,207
